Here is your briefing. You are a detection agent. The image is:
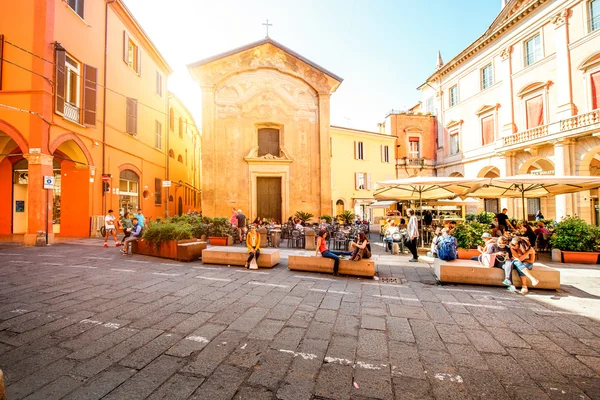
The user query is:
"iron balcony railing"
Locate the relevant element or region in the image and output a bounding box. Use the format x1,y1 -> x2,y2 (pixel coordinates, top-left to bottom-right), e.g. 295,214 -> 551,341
502,109 -> 600,147
64,102 -> 81,124
397,157 -> 435,168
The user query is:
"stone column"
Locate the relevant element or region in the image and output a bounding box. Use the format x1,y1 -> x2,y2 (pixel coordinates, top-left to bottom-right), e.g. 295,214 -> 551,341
554,140 -> 574,220
318,93 -> 332,217
498,46 -> 516,137
24,153 -> 54,245
497,153 -> 513,212
552,10 -> 576,120
200,85 -> 216,217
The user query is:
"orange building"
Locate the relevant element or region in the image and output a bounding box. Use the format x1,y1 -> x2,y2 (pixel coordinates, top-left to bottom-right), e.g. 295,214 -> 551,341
378,109 -> 437,178
167,93 -> 201,216
0,0 -> 197,244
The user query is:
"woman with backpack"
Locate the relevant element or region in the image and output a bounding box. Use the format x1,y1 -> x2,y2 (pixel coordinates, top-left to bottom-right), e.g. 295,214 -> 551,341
437,227 -> 458,261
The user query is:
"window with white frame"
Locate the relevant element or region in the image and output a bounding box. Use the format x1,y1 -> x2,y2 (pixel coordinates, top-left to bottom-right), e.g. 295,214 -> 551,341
67,0 -> 84,19
481,64 -> 493,89
65,55 -> 80,107
355,141 -> 364,160
357,173 -> 365,190
449,85 -> 458,107
355,172 -> 372,190
525,34 -> 542,66
382,145 -> 390,163
450,131 -> 460,155
426,97 -> 434,114
591,0 -> 600,32
408,137 -> 420,159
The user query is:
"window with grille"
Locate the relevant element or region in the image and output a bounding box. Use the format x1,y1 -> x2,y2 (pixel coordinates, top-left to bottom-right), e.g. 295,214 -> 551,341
449,85 -> 458,107
591,0 -> 600,32
481,64 -> 493,89
525,35 -> 542,66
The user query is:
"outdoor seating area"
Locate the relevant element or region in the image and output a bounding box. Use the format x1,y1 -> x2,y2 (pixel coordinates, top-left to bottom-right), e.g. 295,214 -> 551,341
288,254 -> 376,277
432,258 -> 560,290
201,247 -> 280,268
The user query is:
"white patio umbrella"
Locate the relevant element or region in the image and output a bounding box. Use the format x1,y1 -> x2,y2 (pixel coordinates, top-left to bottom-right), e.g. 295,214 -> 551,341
464,175 -> 600,220
374,177 -> 486,245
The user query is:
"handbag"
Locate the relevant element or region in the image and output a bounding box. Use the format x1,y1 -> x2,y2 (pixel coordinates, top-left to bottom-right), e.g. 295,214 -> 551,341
478,253 -> 496,268
249,257 -> 258,270
391,233 -> 401,241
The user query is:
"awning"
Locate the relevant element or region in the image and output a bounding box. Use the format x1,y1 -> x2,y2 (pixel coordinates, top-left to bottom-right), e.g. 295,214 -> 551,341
368,200 -> 396,208
428,197 -> 480,206
353,198 -> 375,206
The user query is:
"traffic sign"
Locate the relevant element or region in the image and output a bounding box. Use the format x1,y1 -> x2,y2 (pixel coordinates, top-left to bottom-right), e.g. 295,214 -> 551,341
43,176 -> 55,189
162,180 -> 172,188
102,175 -> 110,182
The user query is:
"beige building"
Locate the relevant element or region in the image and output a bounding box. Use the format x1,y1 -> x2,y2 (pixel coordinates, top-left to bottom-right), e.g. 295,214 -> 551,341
420,0 -> 600,222
188,38 -> 342,222
330,126 -> 396,220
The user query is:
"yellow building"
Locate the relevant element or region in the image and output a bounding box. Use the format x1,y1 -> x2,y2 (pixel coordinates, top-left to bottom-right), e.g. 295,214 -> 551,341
330,126 -> 396,220
167,94 -> 201,216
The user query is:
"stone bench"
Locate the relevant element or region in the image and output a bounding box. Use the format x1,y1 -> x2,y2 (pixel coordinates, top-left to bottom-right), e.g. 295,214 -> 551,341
177,241 -> 207,262
201,247 -> 280,268
433,259 -> 560,290
288,255 -> 376,278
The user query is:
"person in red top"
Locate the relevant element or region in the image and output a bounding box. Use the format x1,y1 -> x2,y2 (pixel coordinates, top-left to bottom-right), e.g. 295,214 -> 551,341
315,230 -> 352,276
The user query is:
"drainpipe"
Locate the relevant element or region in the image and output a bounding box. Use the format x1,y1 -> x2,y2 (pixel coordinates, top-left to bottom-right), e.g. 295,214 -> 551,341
166,94 -> 173,217
102,0 -> 117,216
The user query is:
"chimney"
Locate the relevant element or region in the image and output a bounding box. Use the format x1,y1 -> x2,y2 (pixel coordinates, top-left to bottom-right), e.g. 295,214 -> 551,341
436,51 -> 444,70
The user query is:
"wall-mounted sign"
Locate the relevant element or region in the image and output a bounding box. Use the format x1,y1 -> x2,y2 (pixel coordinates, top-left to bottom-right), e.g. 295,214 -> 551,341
43,175 -> 55,189
15,200 -> 25,213
162,180 -> 172,188
29,148 -> 41,154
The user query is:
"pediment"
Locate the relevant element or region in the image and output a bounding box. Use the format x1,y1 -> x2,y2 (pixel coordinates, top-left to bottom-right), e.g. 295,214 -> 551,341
517,81 -> 552,98
187,38 -> 342,93
579,52 -> 600,72
244,146 -> 294,165
488,0 -> 536,33
475,104 -> 499,115
445,119 -> 463,129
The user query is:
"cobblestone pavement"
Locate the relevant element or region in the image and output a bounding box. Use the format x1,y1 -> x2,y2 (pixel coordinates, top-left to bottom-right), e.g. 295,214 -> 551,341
1,239 -> 600,400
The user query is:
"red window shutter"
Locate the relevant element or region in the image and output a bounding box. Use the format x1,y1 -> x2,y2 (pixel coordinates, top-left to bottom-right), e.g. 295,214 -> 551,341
526,95 -> 544,129
481,115 -> 495,146
55,49 -> 66,115
409,137 -> 419,142
82,64 -> 97,126
123,31 -> 129,64
592,71 -> 600,110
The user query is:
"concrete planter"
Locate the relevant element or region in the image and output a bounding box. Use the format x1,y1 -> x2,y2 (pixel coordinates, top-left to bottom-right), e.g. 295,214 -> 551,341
133,239 -> 199,260
457,248 -> 479,260
208,236 -> 228,246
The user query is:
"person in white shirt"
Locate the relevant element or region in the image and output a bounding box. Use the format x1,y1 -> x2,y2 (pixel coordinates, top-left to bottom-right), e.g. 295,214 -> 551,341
103,209 -> 121,248
406,208 -> 419,262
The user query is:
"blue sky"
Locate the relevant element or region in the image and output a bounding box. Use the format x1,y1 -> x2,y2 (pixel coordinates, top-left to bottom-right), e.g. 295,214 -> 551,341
123,0 -> 503,131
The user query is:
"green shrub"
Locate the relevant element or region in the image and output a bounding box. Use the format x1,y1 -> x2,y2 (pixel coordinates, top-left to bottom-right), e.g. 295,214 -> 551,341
476,211 -> 496,224
465,213 -> 476,222
336,210 -> 356,224
319,215 -> 333,224
550,216 -> 600,252
453,221 -> 489,249
142,221 -> 192,245
209,217 -> 231,237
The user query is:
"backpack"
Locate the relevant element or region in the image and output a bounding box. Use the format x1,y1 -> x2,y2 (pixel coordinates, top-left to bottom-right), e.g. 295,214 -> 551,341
438,235 -> 457,261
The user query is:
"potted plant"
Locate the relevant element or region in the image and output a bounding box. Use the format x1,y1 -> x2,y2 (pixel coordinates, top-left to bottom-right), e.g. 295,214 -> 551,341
453,221 -> 488,259
320,215 -> 333,224
135,221 -> 194,259
208,217 -> 231,246
336,210 -> 356,225
550,216 -> 600,264
294,211 -> 314,225
476,211 -> 495,225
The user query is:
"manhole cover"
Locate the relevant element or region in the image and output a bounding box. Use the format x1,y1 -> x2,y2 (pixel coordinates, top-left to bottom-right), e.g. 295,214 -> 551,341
379,277 -> 403,284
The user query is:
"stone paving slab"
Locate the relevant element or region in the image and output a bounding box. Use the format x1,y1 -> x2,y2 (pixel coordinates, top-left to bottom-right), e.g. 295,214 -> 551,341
0,238 -> 599,399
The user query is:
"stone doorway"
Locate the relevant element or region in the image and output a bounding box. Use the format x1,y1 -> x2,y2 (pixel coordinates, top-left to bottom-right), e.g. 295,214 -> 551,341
256,177 -> 282,222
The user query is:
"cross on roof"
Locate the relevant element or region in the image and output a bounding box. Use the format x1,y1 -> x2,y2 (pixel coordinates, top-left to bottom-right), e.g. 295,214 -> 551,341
262,19 -> 273,37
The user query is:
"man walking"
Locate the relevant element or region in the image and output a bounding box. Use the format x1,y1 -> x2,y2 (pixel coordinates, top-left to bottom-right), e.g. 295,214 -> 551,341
496,208 -> 513,230
236,209 -> 247,241
122,217 -> 143,255
104,209 -> 120,248
406,208 -> 419,262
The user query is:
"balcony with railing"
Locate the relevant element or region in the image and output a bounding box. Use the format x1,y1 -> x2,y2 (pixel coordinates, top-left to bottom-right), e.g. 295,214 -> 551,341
397,157 -> 436,168
64,102 -> 81,124
502,109 -> 600,147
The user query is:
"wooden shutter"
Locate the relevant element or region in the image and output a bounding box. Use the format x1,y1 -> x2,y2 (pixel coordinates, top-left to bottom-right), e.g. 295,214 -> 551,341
123,31 -> 129,64
77,0 -> 84,18
380,145 -> 385,162
156,71 -> 162,96
136,47 -> 142,75
55,48 -> 66,116
592,71 -> 600,110
126,98 -> 137,134
82,64 -> 97,126
355,172 -> 360,190
481,115 -> 494,146
366,174 -> 372,190
155,178 -> 162,205
526,95 -> 544,129
354,141 -> 358,159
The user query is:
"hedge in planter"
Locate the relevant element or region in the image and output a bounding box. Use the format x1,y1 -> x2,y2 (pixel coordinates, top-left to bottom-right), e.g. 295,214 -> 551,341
453,221 -> 489,259
135,221 -> 194,259
550,216 -> 600,264
208,217 -> 231,246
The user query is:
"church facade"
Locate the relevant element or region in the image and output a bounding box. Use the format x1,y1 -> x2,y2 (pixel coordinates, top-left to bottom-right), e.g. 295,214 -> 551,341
188,38 -> 343,222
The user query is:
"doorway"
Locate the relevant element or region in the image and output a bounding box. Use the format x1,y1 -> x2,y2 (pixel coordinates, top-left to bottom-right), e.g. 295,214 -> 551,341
256,177 -> 281,222
178,197 -> 183,216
